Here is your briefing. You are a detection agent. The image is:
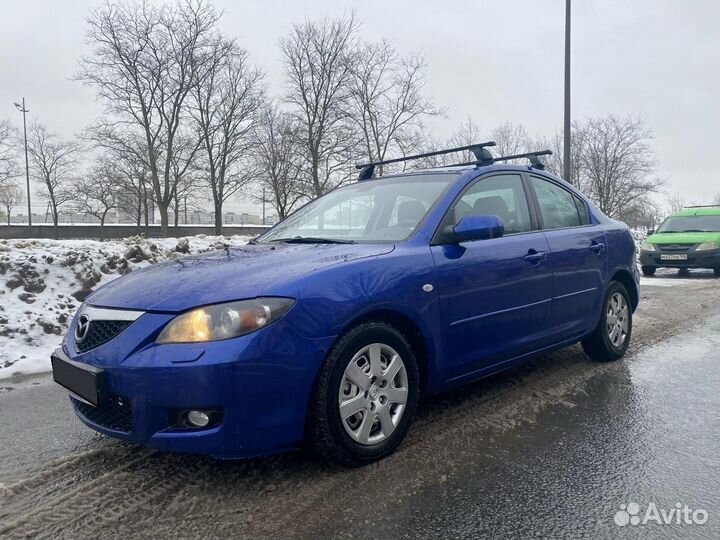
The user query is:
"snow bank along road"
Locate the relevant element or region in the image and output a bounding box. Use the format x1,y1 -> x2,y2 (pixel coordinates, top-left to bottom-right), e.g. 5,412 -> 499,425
0,270 -> 719,540
0,235 -> 250,378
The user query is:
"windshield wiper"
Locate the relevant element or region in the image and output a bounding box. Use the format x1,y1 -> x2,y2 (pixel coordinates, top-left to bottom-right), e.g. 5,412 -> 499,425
681,229 -> 706,233
269,236 -> 357,244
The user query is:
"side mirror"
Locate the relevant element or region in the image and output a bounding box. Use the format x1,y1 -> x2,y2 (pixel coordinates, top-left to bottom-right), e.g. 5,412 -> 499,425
452,215 -> 504,242
647,229 -> 655,236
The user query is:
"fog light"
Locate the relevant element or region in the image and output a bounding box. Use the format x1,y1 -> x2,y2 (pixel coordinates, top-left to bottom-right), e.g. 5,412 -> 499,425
186,410 -> 210,428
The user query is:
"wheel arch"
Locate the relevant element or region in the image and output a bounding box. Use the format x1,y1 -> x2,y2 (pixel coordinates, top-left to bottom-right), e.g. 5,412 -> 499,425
335,309 -> 433,395
610,268 -> 639,311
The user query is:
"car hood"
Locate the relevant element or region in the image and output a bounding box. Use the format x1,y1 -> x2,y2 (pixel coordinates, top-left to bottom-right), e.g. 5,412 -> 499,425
86,243 -> 395,312
647,231 -> 720,245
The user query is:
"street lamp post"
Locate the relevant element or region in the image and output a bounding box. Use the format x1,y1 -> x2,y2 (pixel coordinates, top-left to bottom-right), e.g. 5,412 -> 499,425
13,98 -> 32,231
563,0 -> 572,183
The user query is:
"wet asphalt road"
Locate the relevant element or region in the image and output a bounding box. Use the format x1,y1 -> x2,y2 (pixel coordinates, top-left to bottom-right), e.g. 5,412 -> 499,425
0,269 -> 719,539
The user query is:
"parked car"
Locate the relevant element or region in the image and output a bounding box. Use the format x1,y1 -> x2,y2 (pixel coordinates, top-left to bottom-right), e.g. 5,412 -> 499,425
52,142 -> 639,467
640,206 -> 720,277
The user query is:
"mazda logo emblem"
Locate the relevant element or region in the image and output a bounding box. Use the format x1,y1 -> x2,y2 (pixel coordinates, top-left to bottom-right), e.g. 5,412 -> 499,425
75,314 -> 91,342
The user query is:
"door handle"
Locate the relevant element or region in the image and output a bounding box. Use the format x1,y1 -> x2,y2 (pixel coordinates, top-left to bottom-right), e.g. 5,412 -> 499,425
589,241 -> 606,254
523,250 -> 546,263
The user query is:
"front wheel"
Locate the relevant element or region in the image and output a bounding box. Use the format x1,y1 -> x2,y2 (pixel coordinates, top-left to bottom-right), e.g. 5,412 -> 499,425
582,281 -> 633,362
309,322 -> 420,467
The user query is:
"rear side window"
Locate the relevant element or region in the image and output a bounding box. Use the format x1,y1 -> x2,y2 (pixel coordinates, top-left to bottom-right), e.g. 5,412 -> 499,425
530,176 -> 585,229
573,195 -> 590,225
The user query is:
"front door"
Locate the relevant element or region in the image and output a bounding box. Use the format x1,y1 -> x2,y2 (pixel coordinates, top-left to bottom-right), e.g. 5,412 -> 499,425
430,173 -> 554,381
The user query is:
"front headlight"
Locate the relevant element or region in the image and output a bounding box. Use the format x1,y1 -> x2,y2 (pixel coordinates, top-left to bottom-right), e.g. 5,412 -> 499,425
156,297 -> 295,344
696,241 -> 719,251
641,242 -> 656,252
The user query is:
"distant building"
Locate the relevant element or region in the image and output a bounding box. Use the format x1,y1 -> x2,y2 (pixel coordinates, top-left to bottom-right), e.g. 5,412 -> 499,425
225,212 -> 261,225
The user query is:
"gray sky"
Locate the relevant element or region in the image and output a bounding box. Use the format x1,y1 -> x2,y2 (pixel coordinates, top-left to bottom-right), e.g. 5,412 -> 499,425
1,0 -> 718,215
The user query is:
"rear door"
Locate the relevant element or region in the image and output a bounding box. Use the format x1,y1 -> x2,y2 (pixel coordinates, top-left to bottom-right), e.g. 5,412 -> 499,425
430,173 -> 554,381
527,174 -> 607,338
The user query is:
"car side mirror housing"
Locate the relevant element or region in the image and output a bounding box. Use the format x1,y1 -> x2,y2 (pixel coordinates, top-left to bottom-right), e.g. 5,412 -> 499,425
452,215 -> 505,242
647,229 -> 655,236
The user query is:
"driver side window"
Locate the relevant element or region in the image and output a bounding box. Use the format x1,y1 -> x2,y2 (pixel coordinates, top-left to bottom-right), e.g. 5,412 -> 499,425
449,174 -> 532,235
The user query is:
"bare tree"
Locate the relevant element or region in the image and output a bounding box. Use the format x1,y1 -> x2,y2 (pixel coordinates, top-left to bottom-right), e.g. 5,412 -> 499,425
618,195 -> 663,230
117,155 -> 150,230
445,117 -> 487,163
26,122 -> 79,238
193,38 -> 265,233
347,41 -> 438,175
0,183 -> 23,225
253,105 -> 305,220
489,122 -> 531,161
667,192 -> 686,214
536,128 -> 586,186
166,132 -> 203,229
72,160 -> 122,238
0,120 -> 17,185
575,116 -> 663,219
82,128 -> 154,231
78,0 -> 220,235
280,15 -> 358,197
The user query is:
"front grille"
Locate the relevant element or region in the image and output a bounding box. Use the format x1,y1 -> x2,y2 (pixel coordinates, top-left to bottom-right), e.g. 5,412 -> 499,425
76,320 -> 132,353
658,244 -> 695,252
72,394 -> 133,433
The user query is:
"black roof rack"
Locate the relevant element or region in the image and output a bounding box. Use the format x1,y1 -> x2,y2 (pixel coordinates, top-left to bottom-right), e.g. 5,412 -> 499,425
438,149 -> 553,170
684,205 -> 720,209
355,141 -> 497,180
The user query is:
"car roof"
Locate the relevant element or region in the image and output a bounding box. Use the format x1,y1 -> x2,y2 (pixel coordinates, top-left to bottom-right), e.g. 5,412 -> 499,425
669,206 -> 720,217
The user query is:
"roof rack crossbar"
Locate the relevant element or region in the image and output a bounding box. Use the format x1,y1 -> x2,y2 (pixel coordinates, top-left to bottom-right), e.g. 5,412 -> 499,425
437,149 -> 553,170
684,205 -> 720,209
355,141 -> 497,180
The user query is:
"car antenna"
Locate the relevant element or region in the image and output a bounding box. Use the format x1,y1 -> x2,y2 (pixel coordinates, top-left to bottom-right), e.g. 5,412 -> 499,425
355,141 -> 497,180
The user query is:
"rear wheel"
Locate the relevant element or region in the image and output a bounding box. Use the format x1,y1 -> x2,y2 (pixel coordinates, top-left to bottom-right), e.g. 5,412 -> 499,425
641,265 -> 656,277
714,267 -> 720,278
309,322 -> 420,467
582,281 -> 632,362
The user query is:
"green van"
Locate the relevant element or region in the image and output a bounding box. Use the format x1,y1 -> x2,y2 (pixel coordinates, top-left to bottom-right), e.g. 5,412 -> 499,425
640,206 -> 720,277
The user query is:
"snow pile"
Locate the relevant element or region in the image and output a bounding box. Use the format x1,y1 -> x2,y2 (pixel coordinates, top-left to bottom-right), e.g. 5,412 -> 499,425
0,235 -> 249,379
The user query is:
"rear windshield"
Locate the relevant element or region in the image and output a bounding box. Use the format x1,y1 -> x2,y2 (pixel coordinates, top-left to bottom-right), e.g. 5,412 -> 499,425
657,214 -> 720,233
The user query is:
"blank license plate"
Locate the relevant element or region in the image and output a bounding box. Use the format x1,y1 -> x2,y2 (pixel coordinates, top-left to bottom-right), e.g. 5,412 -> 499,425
51,355 -> 102,406
661,254 -> 688,260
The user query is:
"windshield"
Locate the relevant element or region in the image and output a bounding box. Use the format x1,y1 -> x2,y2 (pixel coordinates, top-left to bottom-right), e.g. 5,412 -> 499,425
258,174 -> 456,243
657,215 -> 720,233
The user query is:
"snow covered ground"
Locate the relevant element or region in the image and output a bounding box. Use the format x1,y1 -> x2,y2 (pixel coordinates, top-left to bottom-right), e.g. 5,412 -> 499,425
0,235 -> 249,379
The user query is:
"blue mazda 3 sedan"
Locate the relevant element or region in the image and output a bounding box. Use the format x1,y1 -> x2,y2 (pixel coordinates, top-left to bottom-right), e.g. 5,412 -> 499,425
52,144 -> 639,466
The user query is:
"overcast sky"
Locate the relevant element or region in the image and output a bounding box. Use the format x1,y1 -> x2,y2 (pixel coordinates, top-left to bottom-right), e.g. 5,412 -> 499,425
1,0 -> 718,215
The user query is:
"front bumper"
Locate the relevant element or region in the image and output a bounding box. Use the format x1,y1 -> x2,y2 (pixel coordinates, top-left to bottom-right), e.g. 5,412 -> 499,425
639,249 -> 720,269
55,318 -> 336,459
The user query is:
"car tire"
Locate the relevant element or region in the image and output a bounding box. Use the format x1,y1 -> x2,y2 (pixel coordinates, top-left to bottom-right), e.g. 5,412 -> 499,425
714,267 -> 720,278
309,322 -> 420,467
641,265 -> 656,277
582,281 -> 633,362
